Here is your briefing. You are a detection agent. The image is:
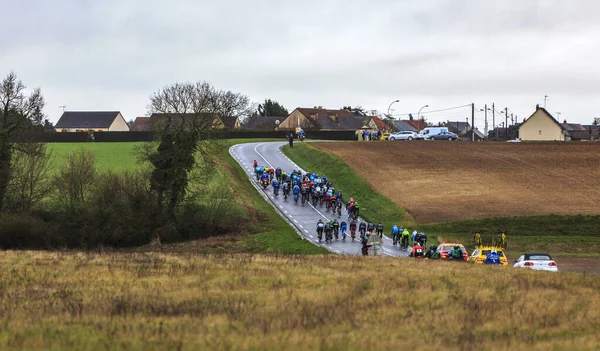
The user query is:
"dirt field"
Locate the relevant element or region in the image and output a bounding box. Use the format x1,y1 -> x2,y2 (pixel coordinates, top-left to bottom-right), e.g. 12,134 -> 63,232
314,142 -> 600,223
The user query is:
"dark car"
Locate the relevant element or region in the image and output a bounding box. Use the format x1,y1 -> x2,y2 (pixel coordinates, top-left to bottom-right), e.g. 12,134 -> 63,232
430,131 -> 459,140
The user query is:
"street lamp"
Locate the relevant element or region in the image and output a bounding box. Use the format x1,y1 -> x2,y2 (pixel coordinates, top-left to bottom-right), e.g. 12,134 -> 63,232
417,105 -> 429,120
387,99 -> 400,118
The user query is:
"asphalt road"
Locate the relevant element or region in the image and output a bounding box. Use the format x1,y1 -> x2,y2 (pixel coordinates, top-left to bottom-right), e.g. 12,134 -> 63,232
229,141 -> 410,257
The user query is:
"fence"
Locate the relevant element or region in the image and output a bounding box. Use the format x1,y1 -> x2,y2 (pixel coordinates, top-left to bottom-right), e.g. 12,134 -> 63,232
15,130 -> 357,142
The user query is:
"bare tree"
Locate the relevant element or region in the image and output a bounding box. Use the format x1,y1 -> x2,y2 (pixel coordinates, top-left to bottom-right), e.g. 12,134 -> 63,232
4,143 -> 54,212
54,150 -> 96,211
145,81 -> 233,216
0,72 -> 45,211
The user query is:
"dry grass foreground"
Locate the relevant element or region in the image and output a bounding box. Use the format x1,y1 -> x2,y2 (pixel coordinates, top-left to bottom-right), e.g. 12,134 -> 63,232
313,142 -> 600,223
1,252 -> 600,350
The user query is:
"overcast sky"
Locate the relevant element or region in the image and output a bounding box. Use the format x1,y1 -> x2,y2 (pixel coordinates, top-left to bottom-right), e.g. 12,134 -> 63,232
2,0 -> 599,130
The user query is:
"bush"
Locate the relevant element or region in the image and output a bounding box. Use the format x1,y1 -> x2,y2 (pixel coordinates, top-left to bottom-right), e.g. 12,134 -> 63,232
0,213 -> 58,249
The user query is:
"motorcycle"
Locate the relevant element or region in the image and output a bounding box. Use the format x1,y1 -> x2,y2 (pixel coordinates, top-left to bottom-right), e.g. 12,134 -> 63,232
261,179 -> 269,189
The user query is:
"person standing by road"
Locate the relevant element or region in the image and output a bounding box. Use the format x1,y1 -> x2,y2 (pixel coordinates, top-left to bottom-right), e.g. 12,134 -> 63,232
289,132 -> 294,148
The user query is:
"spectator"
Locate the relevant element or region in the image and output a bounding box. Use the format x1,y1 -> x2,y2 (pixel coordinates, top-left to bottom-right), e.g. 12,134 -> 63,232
366,130 -> 370,140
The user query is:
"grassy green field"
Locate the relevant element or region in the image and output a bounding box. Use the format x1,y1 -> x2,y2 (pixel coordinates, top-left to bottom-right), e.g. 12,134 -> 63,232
283,143 -> 600,257
1,251 -> 599,351
45,140 -> 324,255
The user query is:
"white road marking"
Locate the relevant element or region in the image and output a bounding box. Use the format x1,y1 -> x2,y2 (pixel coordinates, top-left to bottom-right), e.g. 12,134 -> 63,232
254,144 -> 273,168
293,219 -> 298,223
284,210 -> 288,214
304,230 -> 309,233
299,224 -> 303,228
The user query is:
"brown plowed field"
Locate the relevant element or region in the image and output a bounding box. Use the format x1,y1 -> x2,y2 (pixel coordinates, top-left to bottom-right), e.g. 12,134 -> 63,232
314,142 -> 600,223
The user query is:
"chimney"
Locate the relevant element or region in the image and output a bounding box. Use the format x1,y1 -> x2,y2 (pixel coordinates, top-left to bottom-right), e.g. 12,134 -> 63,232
536,104 -> 540,110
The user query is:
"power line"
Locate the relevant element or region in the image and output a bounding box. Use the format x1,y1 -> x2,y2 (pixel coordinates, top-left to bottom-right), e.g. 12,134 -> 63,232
392,104 -> 472,117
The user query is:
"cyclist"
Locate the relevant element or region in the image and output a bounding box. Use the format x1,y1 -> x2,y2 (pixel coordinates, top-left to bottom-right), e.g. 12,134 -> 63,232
255,165 -> 264,180
485,249 -> 501,265
331,219 -> 340,240
293,184 -> 300,203
418,232 -> 427,248
367,222 -> 375,233
349,220 -> 357,241
282,181 -> 290,199
401,227 -> 410,249
316,219 -> 325,242
448,245 -> 464,261
268,167 -> 275,181
253,160 -> 258,168
358,221 -> 367,239
324,222 -> 332,243
424,245 -> 440,259
353,203 -> 360,219
375,222 -> 384,238
361,231 -> 370,256
391,224 -> 400,245
275,167 -> 282,182
272,179 -> 280,196
410,241 -> 424,258
340,220 -> 348,241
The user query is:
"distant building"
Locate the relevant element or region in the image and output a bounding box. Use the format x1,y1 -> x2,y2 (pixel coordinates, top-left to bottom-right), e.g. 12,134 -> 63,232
130,117 -> 151,131
519,105 -> 588,141
392,120 -> 418,132
278,107 -> 363,131
55,111 -> 129,132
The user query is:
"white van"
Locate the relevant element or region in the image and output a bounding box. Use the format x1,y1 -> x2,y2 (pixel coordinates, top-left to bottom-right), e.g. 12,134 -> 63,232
418,127 -> 448,140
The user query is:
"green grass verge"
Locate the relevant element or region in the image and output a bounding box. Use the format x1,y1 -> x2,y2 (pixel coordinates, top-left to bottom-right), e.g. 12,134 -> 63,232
281,143 -> 414,233
47,142 -> 142,172
282,143 -> 600,258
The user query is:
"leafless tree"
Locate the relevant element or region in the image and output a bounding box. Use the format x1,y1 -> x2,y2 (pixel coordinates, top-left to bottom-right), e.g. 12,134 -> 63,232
54,150 -> 96,211
4,143 -> 54,212
0,72 -> 45,211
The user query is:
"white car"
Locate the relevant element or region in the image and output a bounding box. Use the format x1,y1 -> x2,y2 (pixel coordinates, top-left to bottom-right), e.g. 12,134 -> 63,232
513,253 -> 558,272
389,131 -> 419,140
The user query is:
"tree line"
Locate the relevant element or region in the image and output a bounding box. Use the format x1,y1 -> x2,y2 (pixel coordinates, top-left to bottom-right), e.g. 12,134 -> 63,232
0,72 -> 260,249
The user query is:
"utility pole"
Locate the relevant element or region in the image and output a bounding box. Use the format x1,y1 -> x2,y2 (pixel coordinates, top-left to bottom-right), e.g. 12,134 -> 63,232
493,103 -> 497,139
557,112 -> 562,121
544,95 -> 549,108
511,113 -> 514,125
484,104 -> 488,136
471,103 -> 475,141
505,107 -> 508,139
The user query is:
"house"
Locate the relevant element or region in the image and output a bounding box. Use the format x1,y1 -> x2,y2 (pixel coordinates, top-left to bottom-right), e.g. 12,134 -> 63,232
244,116 -> 284,130
278,108 -> 364,131
402,119 -> 427,131
519,105 -> 588,141
130,117 -> 151,131
392,120 -> 418,132
221,116 -> 241,129
55,111 -> 129,132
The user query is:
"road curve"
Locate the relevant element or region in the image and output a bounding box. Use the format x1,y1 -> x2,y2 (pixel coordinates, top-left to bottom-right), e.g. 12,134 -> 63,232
229,141 -> 410,257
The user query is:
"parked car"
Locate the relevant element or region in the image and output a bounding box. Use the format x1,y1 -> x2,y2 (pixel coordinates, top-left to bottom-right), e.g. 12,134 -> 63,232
437,243 -> 469,261
467,246 -> 508,266
389,131 -> 419,140
418,127 -> 448,140
430,131 -> 459,141
513,253 -> 558,272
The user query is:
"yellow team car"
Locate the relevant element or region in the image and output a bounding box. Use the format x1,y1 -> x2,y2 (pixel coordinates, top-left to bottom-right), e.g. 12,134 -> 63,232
467,246 -> 508,266
381,133 -> 392,140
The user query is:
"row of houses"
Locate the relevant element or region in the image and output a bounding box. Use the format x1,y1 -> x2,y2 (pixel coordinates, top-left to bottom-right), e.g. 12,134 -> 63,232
54,107 -> 439,134
53,105 -> 598,142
